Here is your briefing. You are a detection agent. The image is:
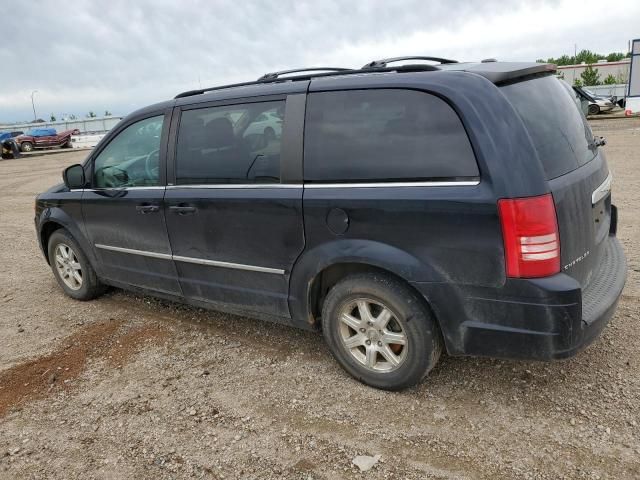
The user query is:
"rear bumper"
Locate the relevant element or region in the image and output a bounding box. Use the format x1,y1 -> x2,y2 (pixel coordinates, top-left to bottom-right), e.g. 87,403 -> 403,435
413,235 -> 626,360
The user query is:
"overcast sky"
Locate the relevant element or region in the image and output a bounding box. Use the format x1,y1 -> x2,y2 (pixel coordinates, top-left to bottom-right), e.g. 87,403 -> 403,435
1,0 -> 638,123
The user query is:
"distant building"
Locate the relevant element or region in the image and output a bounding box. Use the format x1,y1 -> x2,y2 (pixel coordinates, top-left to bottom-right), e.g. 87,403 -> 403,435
556,59 -> 630,85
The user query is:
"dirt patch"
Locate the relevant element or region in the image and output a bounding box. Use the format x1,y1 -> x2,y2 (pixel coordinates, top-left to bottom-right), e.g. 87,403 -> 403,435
104,323 -> 169,368
0,320 -> 167,417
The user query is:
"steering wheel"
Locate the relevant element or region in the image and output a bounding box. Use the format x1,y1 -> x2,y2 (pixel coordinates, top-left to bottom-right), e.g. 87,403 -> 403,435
144,148 -> 160,181
94,165 -> 129,188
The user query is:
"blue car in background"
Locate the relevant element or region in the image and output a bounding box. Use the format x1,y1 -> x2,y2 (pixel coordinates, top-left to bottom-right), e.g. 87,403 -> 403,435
0,131 -> 24,159
0,130 -> 24,141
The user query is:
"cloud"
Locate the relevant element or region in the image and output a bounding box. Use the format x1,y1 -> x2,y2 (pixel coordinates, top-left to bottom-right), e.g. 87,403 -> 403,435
0,0 -> 638,122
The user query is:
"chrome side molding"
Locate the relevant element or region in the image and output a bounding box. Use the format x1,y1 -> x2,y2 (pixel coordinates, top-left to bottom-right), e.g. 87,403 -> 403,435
95,244 -> 172,260
77,180 -> 480,192
172,255 -> 284,274
94,244 -> 284,275
305,179 -> 480,188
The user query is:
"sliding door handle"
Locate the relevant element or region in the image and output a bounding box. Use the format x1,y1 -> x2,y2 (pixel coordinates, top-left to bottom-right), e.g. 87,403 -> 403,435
136,204 -> 160,214
169,205 -> 197,215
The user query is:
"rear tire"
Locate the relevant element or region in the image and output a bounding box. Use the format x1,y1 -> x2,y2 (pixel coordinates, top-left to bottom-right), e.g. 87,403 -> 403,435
321,273 -> 443,390
588,104 -> 600,115
48,229 -> 106,301
20,141 -> 33,152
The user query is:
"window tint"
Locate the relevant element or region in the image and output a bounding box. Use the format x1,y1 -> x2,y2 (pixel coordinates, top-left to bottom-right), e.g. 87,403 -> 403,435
176,101 -> 285,184
500,76 -> 597,179
304,89 -> 478,182
94,115 -> 164,188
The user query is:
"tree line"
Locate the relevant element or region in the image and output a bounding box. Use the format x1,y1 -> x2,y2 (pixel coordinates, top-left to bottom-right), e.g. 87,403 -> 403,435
536,49 -> 631,87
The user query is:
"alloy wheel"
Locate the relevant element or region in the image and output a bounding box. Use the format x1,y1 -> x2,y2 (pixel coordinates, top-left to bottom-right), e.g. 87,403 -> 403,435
338,298 -> 408,372
54,243 -> 83,290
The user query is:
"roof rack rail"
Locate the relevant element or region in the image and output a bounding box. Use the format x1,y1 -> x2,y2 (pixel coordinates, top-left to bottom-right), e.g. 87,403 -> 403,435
174,64 -> 444,99
257,67 -> 353,81
363,56 -> 458,69
175,80 -> 273,99
175,68 -> 353,99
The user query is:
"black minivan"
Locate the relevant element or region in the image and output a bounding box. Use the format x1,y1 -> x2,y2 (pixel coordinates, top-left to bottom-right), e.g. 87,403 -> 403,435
35,57 -> 626,390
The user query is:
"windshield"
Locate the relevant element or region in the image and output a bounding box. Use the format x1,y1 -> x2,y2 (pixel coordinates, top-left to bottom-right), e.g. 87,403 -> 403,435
501,75 -> 597,179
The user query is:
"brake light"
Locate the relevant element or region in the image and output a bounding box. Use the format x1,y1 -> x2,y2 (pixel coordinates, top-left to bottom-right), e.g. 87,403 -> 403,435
498,194 -> 560,278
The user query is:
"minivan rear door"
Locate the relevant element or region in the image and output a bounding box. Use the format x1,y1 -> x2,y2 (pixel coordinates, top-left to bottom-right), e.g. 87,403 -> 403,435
500,76 -> 611,288
164,94 -> 306,319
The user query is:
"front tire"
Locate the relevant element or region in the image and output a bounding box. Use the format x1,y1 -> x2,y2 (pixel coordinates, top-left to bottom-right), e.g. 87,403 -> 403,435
588,104 -> 600,115
20,141 -> 33,152
48,229 -> 106,300
321,273 -> 443,390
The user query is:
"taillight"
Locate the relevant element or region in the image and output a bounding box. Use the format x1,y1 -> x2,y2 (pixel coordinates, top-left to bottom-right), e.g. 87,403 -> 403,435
498,193 -> 560,278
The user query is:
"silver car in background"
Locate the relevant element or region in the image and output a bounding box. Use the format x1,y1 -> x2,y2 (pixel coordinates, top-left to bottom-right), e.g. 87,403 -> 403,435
573,86 -> 616,115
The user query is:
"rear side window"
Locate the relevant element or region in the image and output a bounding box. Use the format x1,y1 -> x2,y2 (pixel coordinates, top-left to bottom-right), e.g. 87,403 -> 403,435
500,76 -> 597,179
176,101 -> 285,184
304,89 -> 478,182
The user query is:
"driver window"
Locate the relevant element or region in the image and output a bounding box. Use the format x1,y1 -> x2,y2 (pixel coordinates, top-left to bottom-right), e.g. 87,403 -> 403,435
93,115 -> 164,188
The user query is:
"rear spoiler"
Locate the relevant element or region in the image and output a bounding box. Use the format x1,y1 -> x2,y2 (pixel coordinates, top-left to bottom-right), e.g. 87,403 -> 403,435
440,62 -> 557,85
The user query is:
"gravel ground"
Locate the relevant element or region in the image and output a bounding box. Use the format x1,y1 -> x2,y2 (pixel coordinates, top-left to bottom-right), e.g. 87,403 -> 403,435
0,119 -> 639,479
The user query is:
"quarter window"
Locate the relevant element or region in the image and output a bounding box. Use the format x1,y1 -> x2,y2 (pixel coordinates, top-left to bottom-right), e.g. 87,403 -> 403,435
93,115 -> 164,188
175,101 -> 285,184
304,89 -> 478,182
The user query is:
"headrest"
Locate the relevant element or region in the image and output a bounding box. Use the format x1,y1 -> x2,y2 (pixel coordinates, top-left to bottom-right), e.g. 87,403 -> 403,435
206,117 -> 234,148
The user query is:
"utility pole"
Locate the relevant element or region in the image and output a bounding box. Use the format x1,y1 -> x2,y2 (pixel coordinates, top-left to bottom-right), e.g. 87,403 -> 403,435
31,90 -> 38,121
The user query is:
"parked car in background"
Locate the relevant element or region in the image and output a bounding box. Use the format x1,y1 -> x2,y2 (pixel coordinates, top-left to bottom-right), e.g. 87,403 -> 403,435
0,130 -> 24,142
573,86 -> 616,115
0,131 -> 24,159
15,128 -> 80,152
242,110 -> 283,141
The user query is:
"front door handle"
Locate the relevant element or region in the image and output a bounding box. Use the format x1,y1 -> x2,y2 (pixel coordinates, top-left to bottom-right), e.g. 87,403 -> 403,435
169,205 -> 197,215
136,204 -> 160,214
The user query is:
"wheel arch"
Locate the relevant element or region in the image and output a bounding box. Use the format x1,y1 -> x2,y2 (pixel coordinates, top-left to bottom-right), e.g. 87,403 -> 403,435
288,240 -> 443,330
37,211 -> 99,272
40,220 -> 65,263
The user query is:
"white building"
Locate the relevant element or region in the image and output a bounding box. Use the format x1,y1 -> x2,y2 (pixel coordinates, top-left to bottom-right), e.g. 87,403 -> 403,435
556,59 -> 630,85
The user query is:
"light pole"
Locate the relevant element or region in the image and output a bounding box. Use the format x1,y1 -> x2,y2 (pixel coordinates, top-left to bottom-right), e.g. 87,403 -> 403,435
31,90 -> 38,121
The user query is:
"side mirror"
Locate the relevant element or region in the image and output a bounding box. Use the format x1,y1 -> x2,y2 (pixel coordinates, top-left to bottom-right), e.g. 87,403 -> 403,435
63,164 -> 86,189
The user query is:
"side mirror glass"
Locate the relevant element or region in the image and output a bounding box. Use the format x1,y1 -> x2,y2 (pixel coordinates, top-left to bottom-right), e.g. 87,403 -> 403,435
63,164 -> 86,189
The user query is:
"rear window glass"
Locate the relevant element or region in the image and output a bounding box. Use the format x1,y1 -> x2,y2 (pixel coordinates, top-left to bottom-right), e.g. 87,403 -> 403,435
304,89 -> 478,182
175,101 -> 284,185
500,76 -> 597,179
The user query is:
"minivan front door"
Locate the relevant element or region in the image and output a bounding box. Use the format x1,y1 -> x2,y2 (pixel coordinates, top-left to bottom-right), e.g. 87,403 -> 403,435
82,112 -> 181,295
164,96 -> 306,319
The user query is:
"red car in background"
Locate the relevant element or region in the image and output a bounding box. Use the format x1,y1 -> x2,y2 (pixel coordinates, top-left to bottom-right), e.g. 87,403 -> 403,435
15,128 -> 80,152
